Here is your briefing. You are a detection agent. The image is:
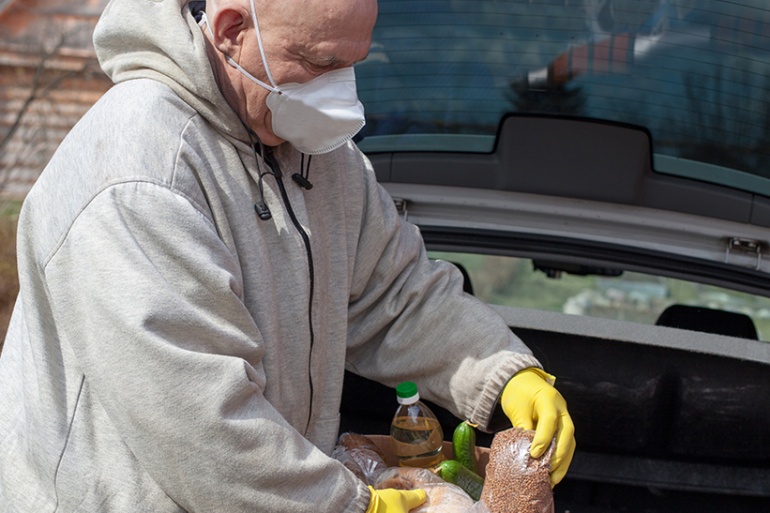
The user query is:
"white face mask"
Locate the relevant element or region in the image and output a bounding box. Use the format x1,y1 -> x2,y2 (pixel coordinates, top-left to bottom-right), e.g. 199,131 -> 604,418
200,3 -> 366,154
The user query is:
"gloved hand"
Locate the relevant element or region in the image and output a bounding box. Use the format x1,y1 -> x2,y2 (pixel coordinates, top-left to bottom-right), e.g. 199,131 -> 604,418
365,486 -> 427,513
500,367 -> 576,487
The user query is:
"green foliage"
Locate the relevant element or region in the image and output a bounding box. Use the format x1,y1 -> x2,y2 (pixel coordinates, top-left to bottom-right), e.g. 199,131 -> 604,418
0,200 -> 21,352
431,251 -> 591,311
0,200 -> 22,217
430,250 -> 770,341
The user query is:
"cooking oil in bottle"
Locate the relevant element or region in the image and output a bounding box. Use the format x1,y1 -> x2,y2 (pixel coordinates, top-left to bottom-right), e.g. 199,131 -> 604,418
390,381 -> 445,468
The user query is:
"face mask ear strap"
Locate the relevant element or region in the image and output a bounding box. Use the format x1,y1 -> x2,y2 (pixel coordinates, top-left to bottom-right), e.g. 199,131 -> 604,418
226,56 -> 281,93
198,11 -> 209,28
249,0 -> 278,89
199,11 -> 280,94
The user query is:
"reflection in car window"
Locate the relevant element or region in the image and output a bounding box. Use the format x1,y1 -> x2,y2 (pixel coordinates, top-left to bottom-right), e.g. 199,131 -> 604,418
356,0 -> 770,194
430,251 -> 770,341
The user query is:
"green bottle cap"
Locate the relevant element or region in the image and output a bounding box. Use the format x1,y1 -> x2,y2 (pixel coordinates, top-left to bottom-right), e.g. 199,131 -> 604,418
396,381 -> 419,404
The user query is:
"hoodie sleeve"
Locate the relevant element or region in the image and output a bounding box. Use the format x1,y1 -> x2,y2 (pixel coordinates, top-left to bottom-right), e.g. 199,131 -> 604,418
345,165 -> 543,431
44,181 -> 370,513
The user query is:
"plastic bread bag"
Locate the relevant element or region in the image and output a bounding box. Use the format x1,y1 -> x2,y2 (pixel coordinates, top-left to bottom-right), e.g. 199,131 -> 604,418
468,499 -> 492,513
331,433 -> 389,485
374,467 -> 475,513
374,466 -> 446,489
412,481 -> 477,513
478,427 -> 556,513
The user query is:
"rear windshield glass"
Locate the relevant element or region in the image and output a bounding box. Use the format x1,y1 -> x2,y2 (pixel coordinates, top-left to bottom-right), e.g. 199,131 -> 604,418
355,1 -> 770,194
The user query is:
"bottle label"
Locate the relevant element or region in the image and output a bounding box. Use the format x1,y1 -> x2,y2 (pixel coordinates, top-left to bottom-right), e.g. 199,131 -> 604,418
390,416 -> 444,467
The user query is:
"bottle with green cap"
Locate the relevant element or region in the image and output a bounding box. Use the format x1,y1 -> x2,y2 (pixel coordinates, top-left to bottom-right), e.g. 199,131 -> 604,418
389,381 -> 445,468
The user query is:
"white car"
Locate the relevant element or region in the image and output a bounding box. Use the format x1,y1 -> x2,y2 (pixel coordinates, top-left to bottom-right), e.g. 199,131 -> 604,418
341,1 -> 770,511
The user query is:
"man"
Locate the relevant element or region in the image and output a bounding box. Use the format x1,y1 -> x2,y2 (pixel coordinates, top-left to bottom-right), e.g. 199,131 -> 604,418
0,0 -> 575,511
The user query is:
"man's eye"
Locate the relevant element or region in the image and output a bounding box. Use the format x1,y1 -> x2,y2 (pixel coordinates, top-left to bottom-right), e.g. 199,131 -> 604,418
307,61 -> 335,73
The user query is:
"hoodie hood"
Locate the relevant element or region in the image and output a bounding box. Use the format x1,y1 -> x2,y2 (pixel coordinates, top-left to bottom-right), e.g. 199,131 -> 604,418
94,0 -> 247,141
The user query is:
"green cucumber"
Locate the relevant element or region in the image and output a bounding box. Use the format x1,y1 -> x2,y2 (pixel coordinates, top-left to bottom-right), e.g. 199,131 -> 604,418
452,420 -> 478,473
435,459 -> 485,501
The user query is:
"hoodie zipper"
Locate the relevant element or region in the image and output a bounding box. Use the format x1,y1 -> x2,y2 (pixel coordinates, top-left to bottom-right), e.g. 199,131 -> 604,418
262,148 -> 316,435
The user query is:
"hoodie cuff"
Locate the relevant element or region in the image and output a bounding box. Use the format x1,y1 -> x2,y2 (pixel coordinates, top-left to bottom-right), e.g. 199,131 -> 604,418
468,354 -> 543,432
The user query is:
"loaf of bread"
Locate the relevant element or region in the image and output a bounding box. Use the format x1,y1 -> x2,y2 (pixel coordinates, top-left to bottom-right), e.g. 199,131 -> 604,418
374,466 -> 445,490
416,482 -> 475,513
332,433 -> 389,485
374,467 -> 475,513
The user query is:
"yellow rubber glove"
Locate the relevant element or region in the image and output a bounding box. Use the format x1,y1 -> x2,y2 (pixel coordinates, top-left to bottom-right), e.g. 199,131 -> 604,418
365,486 -> 427,513
500,367 -> 576,487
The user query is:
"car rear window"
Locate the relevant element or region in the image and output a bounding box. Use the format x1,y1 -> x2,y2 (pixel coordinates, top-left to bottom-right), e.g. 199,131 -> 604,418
355,0 -> 770,196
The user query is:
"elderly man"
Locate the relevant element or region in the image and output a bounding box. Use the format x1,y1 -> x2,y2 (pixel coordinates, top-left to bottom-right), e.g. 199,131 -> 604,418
0,0 -> 574,511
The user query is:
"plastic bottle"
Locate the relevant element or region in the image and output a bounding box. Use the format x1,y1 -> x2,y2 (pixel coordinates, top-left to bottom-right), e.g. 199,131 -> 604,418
390,381 -> 445,468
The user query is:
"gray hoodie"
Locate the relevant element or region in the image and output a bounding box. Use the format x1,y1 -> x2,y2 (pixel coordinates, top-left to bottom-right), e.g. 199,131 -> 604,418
0,0 -> 542,511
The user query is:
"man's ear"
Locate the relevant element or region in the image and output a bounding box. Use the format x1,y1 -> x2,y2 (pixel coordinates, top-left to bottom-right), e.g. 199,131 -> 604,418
210,4 -> 250,55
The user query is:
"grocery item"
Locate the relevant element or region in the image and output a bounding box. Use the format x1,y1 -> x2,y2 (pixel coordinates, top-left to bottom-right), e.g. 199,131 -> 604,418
332,432 -> 389,485
374,467 -> 475,513
390,381 -> 445,468
434,459 -> 485,501
480,427 -> 555,513
410,482 -> 475,513
452,420 -> 478,473
375,466 -> 445,490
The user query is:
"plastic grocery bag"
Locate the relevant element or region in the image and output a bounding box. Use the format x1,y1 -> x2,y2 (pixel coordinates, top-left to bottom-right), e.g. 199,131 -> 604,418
478,427 -> 555,513
332,432 -> 389,485
467,499 -> 492,513
375,467 -> 476,513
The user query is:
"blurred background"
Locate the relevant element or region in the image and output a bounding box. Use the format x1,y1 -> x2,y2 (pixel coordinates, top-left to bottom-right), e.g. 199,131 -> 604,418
4,0 -> 770,347
0,0 -> 112,348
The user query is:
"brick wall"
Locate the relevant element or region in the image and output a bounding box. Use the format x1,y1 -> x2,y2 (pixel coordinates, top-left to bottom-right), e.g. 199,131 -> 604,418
0,0 -> 111,199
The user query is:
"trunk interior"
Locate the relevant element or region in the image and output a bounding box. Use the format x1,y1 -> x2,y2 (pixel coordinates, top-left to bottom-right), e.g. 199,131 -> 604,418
339,307 -> 770,512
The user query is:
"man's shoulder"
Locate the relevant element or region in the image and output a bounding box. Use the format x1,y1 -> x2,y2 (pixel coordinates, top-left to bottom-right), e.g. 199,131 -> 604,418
89,79 -> 200,139
26,79 -> 220,241
48,79 -> 215,186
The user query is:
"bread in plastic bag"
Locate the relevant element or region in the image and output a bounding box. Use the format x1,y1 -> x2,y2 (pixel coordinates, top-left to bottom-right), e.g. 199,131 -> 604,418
331,432 -> 389,485
374,466 -> 445,489
479,427 -> 555,513
374,467 -> 475,513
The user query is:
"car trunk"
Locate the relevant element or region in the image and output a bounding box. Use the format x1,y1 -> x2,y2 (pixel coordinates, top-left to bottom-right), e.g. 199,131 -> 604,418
341,116 -> 770,511
339,307 -> 770,512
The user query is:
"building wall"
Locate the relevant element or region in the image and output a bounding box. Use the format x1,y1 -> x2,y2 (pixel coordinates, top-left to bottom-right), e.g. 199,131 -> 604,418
0,0 -> 112,199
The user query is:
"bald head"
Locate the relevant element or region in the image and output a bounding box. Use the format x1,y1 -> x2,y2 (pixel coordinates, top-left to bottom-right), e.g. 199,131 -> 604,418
203,0 -> 377,145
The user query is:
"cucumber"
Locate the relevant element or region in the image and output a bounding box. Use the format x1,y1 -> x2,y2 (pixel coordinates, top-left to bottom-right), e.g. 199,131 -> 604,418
452,420 -> 478,473
435,459 -> 485,501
